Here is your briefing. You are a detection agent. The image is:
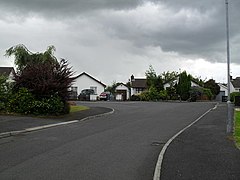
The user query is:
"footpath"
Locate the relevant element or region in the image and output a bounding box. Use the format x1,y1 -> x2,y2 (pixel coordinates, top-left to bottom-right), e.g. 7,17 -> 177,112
0,107 -> 112,138
161,103 -> 240,180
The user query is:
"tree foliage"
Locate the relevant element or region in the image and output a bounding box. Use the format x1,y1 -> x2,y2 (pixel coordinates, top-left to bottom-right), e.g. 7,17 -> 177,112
5,44 -> 74,114
5,44 -> 57,71
13,59 -> 74,101
145,65 -> 164,92
204,79 -> 220,97
176,71 -> 191,101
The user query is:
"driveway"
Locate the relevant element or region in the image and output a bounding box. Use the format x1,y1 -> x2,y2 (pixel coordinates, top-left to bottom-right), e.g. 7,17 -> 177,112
0,101 -> 215,180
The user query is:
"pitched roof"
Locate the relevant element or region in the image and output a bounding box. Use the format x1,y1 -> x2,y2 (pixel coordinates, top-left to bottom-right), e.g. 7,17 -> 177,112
131,79 -> 147,88
0,67 -> 14,76
231,77 -> 240,88
75,72 -> 106,87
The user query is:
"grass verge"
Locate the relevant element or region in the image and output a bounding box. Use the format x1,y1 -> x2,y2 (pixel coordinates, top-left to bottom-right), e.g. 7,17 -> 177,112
70,105 -> 89,113
234,109 -> 240,149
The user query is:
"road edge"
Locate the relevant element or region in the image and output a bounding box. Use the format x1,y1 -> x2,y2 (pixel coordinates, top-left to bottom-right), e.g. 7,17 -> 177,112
153,103 -> 218,180
0,108 -> 114,139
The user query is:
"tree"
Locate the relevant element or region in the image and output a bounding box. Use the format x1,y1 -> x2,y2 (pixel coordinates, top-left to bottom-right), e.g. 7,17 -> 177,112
145,65 -> 164,92
204,79 -> 220,98
5,45 -> 74,114
176,71 -> 191,101
13,59 -> 74,101
5,44 -> 57,71
161,71 -> 178,84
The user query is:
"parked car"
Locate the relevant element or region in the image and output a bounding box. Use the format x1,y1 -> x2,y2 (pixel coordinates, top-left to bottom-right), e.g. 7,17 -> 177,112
78,89 -> 95,101
99,92 -> 111,101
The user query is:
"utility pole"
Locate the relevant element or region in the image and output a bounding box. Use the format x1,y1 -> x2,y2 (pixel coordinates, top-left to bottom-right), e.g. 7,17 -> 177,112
225,0 -> 232,134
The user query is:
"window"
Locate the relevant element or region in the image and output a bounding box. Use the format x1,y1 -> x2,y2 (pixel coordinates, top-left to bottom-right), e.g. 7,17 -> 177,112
90,86 -> 97,94
71,86 -> 78,92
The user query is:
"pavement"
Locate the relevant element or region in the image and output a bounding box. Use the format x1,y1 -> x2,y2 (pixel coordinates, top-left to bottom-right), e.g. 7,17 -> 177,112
160,103 -> 240,180
0,106 -> 113,138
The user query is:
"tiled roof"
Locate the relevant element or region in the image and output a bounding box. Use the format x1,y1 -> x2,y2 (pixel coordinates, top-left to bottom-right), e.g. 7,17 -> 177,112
232,77 -> 240,88
131,79 -> 147,88
0,67 -> 14,76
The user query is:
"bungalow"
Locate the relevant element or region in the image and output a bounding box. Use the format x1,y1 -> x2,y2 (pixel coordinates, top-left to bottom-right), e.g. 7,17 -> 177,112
215,77 -> 240,102
130,75 -> 147,96
70,72 -> 106,99
231,77 -> 240,92
0,67 -> 15,83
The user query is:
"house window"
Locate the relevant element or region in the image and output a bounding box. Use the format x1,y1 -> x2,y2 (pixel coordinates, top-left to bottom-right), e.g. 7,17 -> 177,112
136,88 -> 144,94
71,86 -> 78,92
90,86 -> 97,94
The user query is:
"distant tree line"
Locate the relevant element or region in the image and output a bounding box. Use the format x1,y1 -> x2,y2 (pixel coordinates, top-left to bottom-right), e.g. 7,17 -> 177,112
133,66 -> 220,102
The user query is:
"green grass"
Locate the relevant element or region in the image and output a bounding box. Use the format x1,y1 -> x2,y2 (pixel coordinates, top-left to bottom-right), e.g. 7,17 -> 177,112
234,109 -> 240,149
70,105 -> 89,113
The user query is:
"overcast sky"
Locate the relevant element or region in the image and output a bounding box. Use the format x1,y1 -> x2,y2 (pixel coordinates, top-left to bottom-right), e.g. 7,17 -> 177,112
0,0 -> 239,85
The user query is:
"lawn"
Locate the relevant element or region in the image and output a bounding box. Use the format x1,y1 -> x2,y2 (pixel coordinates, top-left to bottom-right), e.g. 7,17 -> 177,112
70,105 -> 89,113
234,109 -> 240,149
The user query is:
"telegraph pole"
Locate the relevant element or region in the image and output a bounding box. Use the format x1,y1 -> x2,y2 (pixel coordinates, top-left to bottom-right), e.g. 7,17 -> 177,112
225,0 -> 232,134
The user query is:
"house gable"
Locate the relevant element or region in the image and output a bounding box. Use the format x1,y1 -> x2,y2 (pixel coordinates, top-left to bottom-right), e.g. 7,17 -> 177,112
72,72 -> 106,96
0,67 -> 15,82
231,77 -> 240,91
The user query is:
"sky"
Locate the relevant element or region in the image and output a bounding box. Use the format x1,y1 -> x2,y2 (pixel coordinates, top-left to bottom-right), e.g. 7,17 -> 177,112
0,0 -> 239,85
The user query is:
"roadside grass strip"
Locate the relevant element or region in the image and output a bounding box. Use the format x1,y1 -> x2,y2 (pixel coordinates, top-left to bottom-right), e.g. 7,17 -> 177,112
234,109 -> 240,149
70,105 -> 89,113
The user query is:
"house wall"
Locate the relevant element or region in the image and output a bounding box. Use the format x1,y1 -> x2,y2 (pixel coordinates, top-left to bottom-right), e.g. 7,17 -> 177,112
71,74 -> 105,96
6,71 -> 15,83
115,84 -> 130,100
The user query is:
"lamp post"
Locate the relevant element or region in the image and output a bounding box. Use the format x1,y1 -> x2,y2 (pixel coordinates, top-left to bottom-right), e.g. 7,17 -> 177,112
225,0 -> 232,134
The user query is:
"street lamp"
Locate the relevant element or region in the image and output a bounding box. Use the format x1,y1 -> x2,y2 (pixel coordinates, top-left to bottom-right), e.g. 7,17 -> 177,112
225,0 -> 232,134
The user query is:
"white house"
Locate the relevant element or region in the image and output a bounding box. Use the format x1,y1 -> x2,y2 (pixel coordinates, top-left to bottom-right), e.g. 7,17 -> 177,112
130,75 -> 147,96
163,77 -> 201,90
115,83 -> 130,100
70,72 -> 106,98
0,67 -> 15,83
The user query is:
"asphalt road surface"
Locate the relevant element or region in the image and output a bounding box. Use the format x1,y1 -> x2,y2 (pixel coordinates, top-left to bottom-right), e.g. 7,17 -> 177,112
0,101 -> 215,180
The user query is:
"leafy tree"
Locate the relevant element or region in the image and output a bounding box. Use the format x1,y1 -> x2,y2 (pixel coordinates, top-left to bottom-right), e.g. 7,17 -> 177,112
161,71 -> 178,84
145,65 -> 164,92
6,45 -> 74,114
176,71 -> 191,101
5,44 -> 57,71
13,59 -> 74,101
204,79 -> 220,98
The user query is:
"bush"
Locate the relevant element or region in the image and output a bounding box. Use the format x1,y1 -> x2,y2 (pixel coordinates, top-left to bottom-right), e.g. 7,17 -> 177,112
7,88 -> 35,114
130,95 -> 140,101
139,91 -> 151,101
31,96 -> 64,115
230,92 -> 240,102
203,88 -> 213,100
7,88 -> 66,115
159,90 -> 168,100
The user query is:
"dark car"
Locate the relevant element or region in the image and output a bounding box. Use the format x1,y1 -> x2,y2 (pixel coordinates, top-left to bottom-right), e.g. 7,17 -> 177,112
78,89 -> 95,101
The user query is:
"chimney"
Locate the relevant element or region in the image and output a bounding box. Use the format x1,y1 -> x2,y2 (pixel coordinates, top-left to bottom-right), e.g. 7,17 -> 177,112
131,75 -> 135,82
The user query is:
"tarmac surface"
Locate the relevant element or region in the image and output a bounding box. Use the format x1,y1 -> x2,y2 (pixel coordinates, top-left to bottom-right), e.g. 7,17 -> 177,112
0,102 -> 239,180
161,103 -> 240,180
0,106 -> 112,136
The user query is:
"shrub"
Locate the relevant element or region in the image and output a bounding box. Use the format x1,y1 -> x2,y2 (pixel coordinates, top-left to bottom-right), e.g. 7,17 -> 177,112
130,95 -> 140,101
203,88 -> 213,100
159,90 -> 168,100
230,92 -> 240,102
31,96 -> 64,115
7,88 -> 35,114
139,91 -> 151,101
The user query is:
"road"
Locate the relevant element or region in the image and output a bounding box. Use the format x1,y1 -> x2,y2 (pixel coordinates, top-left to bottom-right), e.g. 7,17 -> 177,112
0,101 -> 215,180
